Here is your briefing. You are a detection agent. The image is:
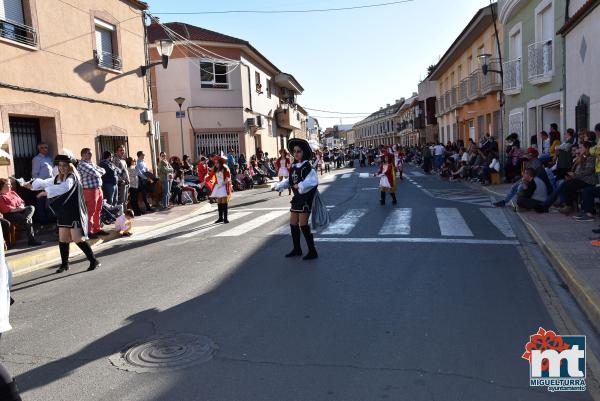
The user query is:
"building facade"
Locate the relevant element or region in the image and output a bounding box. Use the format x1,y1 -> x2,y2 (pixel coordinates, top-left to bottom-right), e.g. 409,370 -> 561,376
397,93 -> 425,147
148,22 -> 305,160
354,100 -> 404,148
0,0 -> 151,179
430,4 -> 504,146
499,0 -> 566,146
417,77 -> 439,144
558,0 -> 600,132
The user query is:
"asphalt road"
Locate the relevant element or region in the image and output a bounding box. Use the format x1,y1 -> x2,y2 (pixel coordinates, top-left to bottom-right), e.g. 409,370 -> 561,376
2,165 -> 595,401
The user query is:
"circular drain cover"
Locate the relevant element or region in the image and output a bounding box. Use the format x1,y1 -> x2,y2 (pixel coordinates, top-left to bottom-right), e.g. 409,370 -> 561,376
110,333 -> 218,373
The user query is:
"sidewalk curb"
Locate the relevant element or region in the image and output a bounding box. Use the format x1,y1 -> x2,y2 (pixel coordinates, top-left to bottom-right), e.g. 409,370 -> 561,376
9,203 -> 213,277
479,184 -> 600,333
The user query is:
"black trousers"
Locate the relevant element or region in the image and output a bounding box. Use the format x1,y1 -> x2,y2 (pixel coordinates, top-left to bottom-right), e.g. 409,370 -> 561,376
4,206 -> 35,240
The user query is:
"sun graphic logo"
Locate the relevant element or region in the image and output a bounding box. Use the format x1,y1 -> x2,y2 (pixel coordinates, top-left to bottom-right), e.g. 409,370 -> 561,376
522,327 -> 586,392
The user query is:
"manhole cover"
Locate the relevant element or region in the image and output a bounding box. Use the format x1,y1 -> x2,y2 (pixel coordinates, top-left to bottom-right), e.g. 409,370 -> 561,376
110,333 -> 218,373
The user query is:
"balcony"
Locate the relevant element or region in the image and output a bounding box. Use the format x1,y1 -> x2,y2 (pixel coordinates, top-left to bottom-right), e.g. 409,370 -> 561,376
0,18 -> 37,47
436,96 -> 445,117
458,79 -> 469,105
503,58 -> 522,95
528,39 -> 553,84
94,50 -> 122,71
277,103 -> 304,131
450,87 -> 458,110
467,71 -> 481,101
481,58 -> 502,94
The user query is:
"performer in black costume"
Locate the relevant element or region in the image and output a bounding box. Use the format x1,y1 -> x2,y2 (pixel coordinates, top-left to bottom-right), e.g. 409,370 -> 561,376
274,139 -> 319,260
29,155 -> 100,273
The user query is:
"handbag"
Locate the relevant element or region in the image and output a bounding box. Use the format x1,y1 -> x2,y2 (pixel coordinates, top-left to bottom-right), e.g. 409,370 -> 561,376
311,190 -> 330,228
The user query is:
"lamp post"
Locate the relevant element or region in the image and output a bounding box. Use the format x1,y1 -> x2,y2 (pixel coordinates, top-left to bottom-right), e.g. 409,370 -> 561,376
174,97 -> 186,157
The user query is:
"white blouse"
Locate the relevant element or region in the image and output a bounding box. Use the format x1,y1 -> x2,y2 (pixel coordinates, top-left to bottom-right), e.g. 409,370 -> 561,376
32,176 -> 75,199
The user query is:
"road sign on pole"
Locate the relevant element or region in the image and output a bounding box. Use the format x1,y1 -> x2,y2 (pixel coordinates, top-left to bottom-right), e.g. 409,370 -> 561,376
176,111 -> 186,119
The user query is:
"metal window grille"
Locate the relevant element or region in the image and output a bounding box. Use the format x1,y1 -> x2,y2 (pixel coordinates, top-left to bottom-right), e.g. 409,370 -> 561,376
195,133 -> 240,158
9,117 -> 41,179
95,135 -> 129,161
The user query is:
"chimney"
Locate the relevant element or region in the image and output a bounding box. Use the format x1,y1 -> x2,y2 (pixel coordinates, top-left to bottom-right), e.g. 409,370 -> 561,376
412,92 -> 418,97
386,104 -> 390,108
380,107 -> 383,110
395,99 -> 401,104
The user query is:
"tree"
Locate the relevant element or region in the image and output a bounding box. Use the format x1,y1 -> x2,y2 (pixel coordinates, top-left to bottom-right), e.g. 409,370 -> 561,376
427,64 -> 436,76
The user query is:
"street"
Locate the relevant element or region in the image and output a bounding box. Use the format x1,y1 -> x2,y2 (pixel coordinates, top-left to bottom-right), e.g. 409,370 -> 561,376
3,166 -> 596,401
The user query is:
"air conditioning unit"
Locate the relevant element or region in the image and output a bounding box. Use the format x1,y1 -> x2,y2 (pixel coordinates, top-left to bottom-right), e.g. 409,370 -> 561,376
256,115 -> 263,128
246,118 -> 257,128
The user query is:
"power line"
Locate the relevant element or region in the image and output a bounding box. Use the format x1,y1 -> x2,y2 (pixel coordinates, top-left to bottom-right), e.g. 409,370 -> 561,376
303,107 -> 374,115
152,0 -> 414,15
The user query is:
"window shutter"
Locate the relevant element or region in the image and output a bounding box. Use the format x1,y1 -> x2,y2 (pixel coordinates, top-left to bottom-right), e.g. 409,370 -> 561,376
0,0 -> 25,24
95,26 -> 113,57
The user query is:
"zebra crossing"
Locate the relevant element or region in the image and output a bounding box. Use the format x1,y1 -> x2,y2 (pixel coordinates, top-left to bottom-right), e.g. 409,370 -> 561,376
423,188 -> 493,206
162,205 -> 517,245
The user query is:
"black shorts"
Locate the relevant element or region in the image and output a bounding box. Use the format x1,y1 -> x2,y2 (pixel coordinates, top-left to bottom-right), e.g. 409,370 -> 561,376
290,196 -> 314,213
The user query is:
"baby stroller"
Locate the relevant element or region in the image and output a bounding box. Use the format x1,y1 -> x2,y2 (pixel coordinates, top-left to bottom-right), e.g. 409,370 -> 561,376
101,202 -> 122,225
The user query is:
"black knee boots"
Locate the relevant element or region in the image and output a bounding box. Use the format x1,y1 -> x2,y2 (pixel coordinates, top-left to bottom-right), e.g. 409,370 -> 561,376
215,204 -> 224,224
300,225 -> 318,260
0,380 -> 22,401
223,203 -> 229,224
285,225 -> 302,257
380,191 -> 386,205
57,242 -> 70,273
76,241 -> 100,271
381,191 -> 397,205
391,193 -> 397,204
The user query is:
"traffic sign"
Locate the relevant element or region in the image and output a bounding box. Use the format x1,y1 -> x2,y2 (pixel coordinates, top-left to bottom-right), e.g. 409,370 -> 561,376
176,111 -> 186,119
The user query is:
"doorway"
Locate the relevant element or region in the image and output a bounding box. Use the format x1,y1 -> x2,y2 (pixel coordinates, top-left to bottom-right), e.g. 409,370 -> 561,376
9,117 -> 41,179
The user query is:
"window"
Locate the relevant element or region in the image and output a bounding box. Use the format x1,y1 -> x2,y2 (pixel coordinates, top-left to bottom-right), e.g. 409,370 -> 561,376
200,61 -> 229,89
94,19 -> 121,70
266,79 -> 271,98
255,71 -> 262,94
0,0 -> 37,47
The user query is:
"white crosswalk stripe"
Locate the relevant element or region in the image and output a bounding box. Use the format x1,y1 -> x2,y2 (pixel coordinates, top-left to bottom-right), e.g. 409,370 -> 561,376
379,208 -> 412,235
321,209 -> 367,235
341,173 -> 352,179
215,210 -> 288,237
435,208 -> 473,237
177,212 -> 253,239
480,208 -> 516,238
359,173 -> 370,178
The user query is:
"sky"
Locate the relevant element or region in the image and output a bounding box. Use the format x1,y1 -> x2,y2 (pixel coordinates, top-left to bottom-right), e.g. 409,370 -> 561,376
147,0 -> 492,128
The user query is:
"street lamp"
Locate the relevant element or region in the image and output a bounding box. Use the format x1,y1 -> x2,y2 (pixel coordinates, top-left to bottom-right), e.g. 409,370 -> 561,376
477,53 -> 502,76
141,39 -> 174,76
174,97 -> 186,158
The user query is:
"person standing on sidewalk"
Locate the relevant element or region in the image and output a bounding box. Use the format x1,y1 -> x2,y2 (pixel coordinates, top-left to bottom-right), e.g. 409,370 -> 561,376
113,145 -> 129,213
135,151 -> 156,213
126,157 -> 142,216
275,148 -> 292,196
30,155 -> 100,273
99,151 -> 120,207
208,155 -> 232,224
157,152 -> 174,210
77,148 -> 108,239
0,179 -> 42,246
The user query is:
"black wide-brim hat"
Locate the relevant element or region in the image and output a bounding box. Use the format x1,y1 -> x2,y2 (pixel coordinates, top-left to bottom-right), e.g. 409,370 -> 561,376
287,138 -> 313,161
54,154 -> 77,166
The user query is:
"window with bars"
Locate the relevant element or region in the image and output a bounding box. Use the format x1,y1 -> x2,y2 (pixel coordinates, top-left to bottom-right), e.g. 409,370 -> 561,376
0,0 -> 37,47
200,61 -> 229,89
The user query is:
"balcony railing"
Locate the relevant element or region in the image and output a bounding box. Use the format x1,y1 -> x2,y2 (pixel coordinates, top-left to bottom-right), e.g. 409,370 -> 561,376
528,39 -> 553,82
467,71 -> 481,100
450,87 -> 458,110
458,79 -> 469,105
444,91 -> 451,112
481,58 -> 502,94
0,18 -> 37,47
94,50 -> 122,71
503,58 -> 522,93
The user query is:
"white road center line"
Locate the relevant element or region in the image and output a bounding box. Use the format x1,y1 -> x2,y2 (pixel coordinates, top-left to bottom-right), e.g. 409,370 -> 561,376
480,208 -> 516,238
216,210 -> 288,237
321,209 -> 367,235
177,212 -> 253,239
315,237 -> 519,245
435,208 -> 473,237
359,173 -> 370,178
379,208 -> 412,235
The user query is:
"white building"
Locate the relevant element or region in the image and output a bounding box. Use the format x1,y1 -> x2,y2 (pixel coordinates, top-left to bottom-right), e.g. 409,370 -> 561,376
559,0 -> 600,131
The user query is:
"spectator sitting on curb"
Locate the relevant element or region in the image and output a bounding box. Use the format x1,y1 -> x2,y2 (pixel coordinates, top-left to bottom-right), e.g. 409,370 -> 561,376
115,209 -> 134,237
516,168 -> 548,213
